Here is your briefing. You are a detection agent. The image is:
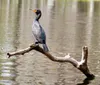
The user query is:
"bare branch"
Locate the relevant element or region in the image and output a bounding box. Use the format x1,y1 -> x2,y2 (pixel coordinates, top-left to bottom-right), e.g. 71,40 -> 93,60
7,44 -> 37,57
7,44 -> 94,78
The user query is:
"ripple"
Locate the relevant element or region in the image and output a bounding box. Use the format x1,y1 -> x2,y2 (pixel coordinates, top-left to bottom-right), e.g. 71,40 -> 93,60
1,73 -> 16,78
0,80 -> 17,85
1,66 -> 15,70
1,62 -> 14,66
0,58 -> 17,85
1,69 -> 10,73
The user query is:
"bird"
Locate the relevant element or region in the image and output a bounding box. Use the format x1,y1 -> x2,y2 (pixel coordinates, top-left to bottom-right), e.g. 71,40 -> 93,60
31,9 -> 49,52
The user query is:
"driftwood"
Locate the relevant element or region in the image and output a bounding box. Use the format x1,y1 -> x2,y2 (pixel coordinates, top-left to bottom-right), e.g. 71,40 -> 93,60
7,44 -> 94,78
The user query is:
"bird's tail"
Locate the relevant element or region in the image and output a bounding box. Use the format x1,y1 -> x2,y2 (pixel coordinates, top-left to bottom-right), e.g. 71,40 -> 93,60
43,44 -> 49,52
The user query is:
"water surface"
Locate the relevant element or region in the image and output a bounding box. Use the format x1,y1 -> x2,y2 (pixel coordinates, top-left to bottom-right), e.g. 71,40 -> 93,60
0,0 -> 100,85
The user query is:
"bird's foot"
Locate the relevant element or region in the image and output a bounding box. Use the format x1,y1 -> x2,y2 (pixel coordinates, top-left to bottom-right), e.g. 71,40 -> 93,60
35,42 -> 39,46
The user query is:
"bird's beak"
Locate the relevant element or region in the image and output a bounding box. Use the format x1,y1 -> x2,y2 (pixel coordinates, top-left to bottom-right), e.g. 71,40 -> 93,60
33,9 -> 37,13
29,9 -> 37,13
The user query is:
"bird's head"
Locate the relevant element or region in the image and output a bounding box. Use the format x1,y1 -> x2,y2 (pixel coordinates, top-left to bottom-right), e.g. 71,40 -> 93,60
30,9 -> 41,21
33,9 -> 41,15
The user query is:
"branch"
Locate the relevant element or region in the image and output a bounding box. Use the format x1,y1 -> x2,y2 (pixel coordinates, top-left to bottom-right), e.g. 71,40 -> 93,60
7,44 -> 94,78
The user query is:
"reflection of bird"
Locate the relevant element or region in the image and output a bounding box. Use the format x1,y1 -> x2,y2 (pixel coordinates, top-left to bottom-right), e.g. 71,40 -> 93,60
31,9 -> 49,52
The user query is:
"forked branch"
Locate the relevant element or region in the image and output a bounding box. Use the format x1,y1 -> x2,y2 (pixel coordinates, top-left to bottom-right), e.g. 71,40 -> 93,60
7,44 -> 94,78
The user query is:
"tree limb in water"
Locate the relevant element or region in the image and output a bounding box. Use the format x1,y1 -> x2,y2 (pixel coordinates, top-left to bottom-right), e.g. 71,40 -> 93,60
7,44 -> 94,78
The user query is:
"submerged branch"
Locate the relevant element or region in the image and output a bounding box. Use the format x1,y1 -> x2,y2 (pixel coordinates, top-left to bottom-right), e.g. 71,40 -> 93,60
7,44 -> 94,78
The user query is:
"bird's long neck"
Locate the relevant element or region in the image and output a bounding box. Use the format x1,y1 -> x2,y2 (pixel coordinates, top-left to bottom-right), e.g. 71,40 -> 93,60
36,13 -> 41,21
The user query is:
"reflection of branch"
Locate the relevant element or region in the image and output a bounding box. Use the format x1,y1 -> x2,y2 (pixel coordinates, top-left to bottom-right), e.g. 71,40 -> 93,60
77,76 -> 95,85
7,44 -> 94,78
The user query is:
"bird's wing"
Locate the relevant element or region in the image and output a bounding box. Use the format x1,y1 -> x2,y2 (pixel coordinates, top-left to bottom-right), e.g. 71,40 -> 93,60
39,25 -> 46,40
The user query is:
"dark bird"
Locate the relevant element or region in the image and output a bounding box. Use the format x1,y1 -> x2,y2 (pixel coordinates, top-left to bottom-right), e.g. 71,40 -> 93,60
31,9 -> 49,52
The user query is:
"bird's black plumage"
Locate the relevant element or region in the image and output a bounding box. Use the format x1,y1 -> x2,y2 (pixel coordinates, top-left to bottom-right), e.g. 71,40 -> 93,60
32,9 -> 49,52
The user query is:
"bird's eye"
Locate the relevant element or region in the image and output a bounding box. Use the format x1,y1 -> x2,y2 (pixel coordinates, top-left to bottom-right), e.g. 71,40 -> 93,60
37,10 -> 39,13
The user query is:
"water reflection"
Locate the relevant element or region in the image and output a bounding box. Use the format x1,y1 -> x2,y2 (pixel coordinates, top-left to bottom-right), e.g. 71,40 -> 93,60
77,76 -> 95,85
0,0 -> 20,85
0,59 -> 17,85
0,0 -> 100,85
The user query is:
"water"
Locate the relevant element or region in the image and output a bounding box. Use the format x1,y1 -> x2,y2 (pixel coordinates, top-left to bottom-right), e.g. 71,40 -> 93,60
0,0 -> 100,85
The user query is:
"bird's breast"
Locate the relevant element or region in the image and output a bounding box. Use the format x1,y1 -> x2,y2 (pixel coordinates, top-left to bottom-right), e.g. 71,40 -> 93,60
32,22 -> 40,32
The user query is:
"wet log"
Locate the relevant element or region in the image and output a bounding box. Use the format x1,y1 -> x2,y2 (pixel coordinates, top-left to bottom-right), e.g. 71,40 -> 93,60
7,44 -> 94,78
